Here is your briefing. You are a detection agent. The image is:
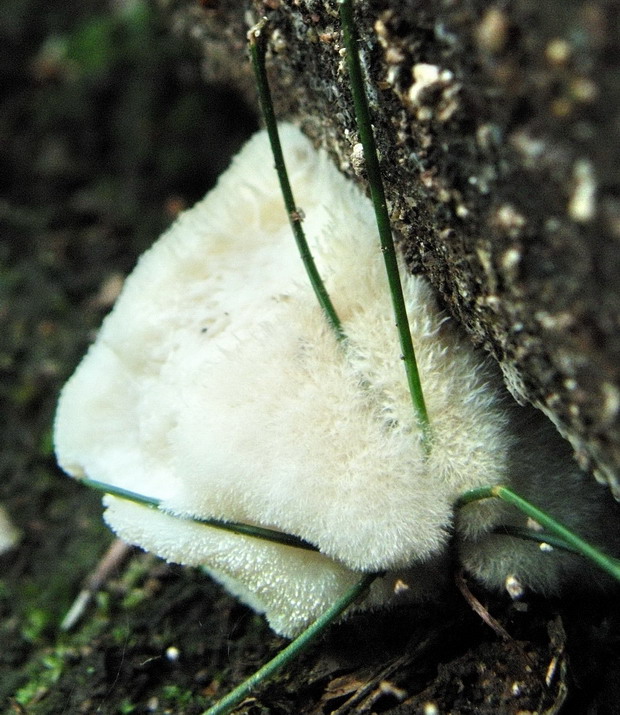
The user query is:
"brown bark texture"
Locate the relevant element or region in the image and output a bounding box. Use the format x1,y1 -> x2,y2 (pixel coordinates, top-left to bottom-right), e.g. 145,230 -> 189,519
160,0 -> 620,498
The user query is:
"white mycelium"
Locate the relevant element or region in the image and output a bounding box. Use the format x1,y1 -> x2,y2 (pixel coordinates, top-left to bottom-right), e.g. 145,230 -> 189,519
55,124 -> 618,637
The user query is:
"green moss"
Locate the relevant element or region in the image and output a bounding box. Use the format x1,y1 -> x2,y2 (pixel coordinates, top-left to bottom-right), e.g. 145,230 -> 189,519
160,685 -> 197,707
13,647 -> 69,707
21,609 -> 53,644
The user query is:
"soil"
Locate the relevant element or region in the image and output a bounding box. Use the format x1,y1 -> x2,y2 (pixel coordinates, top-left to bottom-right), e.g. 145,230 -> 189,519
1,1 -> 619,714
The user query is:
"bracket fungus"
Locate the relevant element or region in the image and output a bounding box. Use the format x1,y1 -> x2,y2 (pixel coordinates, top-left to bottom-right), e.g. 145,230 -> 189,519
55,124 -> 619,637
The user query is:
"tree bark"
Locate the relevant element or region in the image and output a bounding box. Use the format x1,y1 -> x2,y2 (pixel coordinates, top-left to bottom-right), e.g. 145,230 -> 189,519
161,0 -> 620,497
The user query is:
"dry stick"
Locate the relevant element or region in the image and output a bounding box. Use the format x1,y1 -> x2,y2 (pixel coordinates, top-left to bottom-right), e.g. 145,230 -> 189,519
61,538 -> 133,631
338,0 -> 431,451
454,569 -> 512,642
454,570 -> 541,678
329,652 -> 412,715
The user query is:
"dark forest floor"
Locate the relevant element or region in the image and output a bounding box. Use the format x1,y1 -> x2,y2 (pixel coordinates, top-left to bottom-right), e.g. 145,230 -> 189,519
1,1 -> 619,713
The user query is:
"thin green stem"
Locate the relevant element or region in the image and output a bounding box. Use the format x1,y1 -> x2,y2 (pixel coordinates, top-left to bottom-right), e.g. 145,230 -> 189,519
248,21 -> 344,340
203,572 -> 379,715
83,478 -> 160,508
82,478 -> 318,552
338,0 -> 431,450
496,525 -> 579,554
457,485 -> 620,582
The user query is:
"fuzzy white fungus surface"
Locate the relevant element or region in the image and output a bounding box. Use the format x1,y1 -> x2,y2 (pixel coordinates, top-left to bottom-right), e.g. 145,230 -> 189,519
55,124 -> 618,637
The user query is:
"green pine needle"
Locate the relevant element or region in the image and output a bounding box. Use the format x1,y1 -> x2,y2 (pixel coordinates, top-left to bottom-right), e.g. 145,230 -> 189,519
82,477 -> 318,552
248,20 -> 345,341
203,572 -> 379,715
457,485 -> 620,582
338,0 -> 431,451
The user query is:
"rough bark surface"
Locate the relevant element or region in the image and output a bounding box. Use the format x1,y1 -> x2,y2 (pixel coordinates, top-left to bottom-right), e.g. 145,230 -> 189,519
161,0 -> 620,497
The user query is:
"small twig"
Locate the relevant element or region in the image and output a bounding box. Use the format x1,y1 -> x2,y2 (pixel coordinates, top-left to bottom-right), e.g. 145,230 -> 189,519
454,569 -> 512,642
455,569 -> 551,683
330,653 -> 411,715
61,538 -> 132,631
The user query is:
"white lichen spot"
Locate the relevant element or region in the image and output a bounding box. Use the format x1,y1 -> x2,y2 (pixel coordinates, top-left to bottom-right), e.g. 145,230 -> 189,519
551,96 -> 574,119
476,123 -> 503,151
393,579 -> 410,594
569,159 -> 596,222
493,204 -> 526,238
505,574 -> 525,599
385,64 -> 400,87
526,517 -> 543,532
374,15 -> 390,47
535,311 -> 574,331
501,247 -> 521,274
385,45 -> 405,65
350,142 -> 365,174
269,28 -> 287,54
511,681 -> 523,697
480,293 -> 501,311
407,63 -> 459,122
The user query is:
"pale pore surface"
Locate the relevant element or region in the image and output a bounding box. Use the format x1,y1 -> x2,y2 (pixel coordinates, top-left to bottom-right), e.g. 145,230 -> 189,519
55,124 -> 618,637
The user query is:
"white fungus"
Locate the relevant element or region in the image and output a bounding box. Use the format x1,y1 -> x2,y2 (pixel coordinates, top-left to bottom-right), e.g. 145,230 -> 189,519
55,124 -> 619,637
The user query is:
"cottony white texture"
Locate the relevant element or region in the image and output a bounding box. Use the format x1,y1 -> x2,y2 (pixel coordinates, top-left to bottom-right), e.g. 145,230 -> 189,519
55,124 -> 619,637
